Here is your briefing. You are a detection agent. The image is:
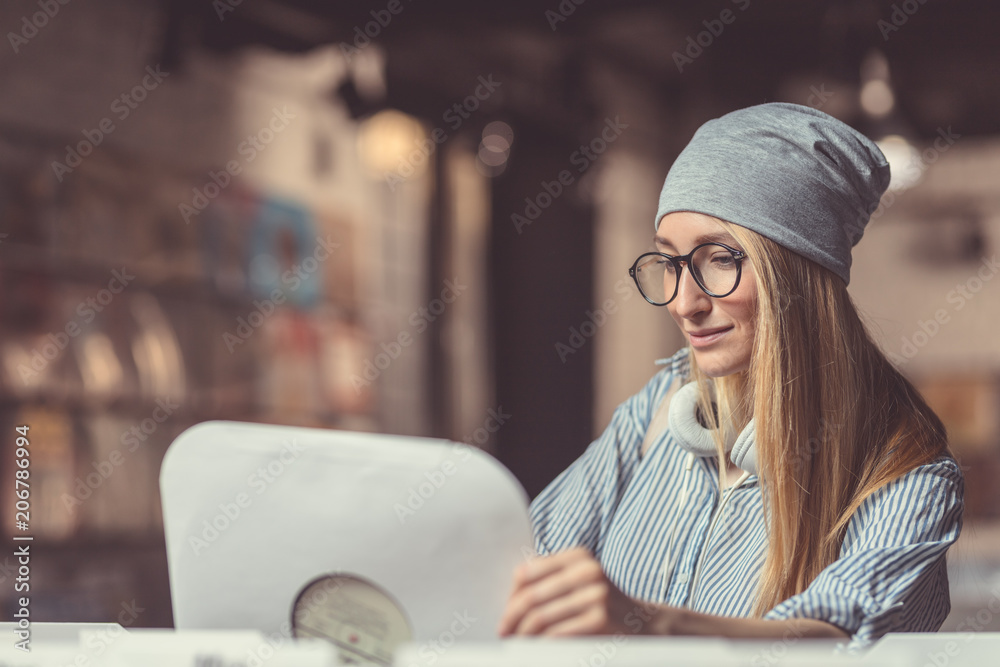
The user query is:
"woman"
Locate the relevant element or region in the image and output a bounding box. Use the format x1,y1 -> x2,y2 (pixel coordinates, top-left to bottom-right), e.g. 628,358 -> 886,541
497,103 -> 964,647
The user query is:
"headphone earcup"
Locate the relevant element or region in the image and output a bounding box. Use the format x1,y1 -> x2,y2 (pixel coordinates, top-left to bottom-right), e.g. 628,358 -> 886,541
729,420 -> 757,477
667,382 -> 718,458
668,381 -> 758,476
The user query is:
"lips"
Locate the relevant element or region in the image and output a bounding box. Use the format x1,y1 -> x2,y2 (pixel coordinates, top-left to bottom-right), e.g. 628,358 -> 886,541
689,326 -> 731,336
686,326 -> 733,348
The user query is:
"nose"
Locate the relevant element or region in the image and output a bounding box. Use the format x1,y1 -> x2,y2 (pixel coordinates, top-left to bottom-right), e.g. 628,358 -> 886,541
671,263 -> 711,319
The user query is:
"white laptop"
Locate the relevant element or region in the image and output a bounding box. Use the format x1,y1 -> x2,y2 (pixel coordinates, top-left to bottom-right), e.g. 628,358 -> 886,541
160,421 -> 534,665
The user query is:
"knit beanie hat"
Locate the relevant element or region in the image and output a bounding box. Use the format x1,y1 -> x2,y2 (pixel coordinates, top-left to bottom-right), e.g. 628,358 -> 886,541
655,103 -> 890,284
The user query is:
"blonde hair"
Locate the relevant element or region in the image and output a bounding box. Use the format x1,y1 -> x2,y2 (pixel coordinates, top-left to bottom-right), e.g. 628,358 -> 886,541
688,220 -> 949,616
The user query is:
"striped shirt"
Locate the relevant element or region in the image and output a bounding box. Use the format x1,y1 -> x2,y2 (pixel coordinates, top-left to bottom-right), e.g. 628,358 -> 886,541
530,348 -> 964,647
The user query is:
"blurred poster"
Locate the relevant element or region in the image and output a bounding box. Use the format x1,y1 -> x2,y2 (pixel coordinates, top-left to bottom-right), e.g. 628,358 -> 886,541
258,309 -> 324,423
316,213 -> 358,310
247,196 -> 323,309
202,186 -> 258,295
317,317 -> 374,416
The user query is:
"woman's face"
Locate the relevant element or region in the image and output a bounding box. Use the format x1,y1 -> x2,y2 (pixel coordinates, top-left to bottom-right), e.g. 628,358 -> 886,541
656,211 -> 758,377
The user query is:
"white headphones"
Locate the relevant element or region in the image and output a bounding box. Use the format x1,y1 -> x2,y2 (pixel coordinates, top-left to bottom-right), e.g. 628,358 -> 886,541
666,381 -> 757,476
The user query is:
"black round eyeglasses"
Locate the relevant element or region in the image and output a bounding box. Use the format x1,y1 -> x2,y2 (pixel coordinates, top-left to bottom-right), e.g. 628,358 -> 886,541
628,242 -> 746,306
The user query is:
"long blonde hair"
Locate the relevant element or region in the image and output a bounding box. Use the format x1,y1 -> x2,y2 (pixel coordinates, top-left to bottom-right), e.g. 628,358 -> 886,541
688,220 -> 949,616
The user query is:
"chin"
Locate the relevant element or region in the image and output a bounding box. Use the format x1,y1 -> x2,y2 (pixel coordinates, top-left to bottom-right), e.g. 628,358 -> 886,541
691,348 -> 750,378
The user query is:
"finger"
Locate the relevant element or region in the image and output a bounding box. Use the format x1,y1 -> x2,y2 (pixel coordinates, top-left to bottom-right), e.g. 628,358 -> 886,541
513,581 -> 609,636
497,598 -> 524,637
499,550 -> 589,634
541,604 -> 611,637
498,555 -> 604,635
500,556 -> 541,607
515,547 -> 593,586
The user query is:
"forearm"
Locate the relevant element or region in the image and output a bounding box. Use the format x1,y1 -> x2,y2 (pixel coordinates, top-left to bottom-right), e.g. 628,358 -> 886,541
646,605 -> 848,640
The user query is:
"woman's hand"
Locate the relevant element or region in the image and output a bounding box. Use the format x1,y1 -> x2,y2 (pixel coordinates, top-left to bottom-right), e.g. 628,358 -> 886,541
497,547 -> 649,637
496,547 -> 849,641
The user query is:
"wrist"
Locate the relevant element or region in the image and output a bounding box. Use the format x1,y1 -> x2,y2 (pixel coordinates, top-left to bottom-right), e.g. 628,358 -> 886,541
647,604 -> 687,636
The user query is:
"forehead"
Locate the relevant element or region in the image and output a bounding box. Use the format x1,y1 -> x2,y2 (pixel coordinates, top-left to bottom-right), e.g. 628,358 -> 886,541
654,211 -> 739,249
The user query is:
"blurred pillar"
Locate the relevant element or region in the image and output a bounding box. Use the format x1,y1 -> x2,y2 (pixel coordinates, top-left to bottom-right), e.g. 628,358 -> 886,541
491,123 -> 593,500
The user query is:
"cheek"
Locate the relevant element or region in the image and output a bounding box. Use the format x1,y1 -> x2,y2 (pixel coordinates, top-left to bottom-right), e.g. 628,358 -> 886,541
666,304 -> 684,329
736,300 -> 757,334
716,294 -> 757,343
731,277 -> 758,334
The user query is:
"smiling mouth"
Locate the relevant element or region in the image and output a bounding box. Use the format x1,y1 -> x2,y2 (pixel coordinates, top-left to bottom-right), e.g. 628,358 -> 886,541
687,326 -> 732,338
687,327 -> 733,346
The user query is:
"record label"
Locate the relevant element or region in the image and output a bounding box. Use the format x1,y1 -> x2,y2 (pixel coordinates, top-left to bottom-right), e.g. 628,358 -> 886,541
291,573 -> 412,666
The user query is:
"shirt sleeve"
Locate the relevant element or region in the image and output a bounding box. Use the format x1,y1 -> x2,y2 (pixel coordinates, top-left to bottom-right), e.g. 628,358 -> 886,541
528,358 -> 681,558
763,456 -> 964,647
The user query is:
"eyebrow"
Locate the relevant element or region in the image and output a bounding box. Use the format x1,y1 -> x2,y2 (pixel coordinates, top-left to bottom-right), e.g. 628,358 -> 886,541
653,232 -> 737,250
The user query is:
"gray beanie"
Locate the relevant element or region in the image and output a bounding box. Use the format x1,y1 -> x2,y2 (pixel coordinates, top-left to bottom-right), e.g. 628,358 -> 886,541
655,103 -> 890,284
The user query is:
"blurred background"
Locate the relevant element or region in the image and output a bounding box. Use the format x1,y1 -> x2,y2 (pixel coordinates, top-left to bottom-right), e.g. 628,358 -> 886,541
0,0 -> 998,632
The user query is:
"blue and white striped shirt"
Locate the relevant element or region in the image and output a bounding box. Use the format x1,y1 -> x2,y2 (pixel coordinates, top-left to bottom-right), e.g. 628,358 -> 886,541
530,348 -> 964,646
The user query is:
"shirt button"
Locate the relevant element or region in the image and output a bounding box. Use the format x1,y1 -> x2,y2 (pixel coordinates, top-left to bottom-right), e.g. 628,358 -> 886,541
676,572 -> 690,584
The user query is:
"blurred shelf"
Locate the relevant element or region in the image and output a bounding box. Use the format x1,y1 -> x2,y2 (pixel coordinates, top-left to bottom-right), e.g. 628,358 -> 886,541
0,394 -> 355,433
0,241 -> 251,307
0,392 -> 253,422
0,241 -> 363,324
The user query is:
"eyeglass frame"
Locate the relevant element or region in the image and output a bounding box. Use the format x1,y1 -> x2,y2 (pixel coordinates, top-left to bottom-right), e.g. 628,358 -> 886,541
628,242 -> 747,306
